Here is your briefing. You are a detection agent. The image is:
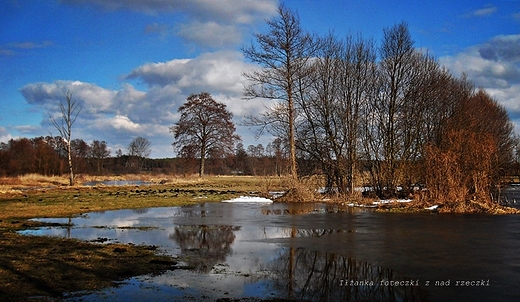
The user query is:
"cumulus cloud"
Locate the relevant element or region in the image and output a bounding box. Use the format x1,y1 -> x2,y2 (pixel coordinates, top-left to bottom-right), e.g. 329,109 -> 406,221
440,34 -> 520,132
19,51 -> 269,157
124,50 -> 269,127
478,34 -> 520,62
20,80 -> 117,114
109,115 -> 140,131
126,50 -> 256,95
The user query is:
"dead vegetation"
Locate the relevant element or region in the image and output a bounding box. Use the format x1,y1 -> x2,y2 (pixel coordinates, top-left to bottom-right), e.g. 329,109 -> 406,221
0,232 -> 177,301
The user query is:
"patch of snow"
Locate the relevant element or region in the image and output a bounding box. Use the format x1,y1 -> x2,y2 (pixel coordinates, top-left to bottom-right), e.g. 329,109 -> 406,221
377,199 -> 412,204
221,196 -> 273,203
425,205 -> 439,210
268,191 -> 286,199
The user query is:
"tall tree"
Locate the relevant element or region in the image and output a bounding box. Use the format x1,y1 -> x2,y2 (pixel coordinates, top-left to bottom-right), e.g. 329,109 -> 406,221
50,90 -> 81,186
171,92 -> 240,177
242,4 -> 317,181
376,22 -> 416,195
297,34 -> 377,193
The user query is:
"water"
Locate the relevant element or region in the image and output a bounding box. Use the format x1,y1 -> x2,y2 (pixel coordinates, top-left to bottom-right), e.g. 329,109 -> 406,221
20,202 -> 520,301
500,184 -> 520,207
82,180 -> 151,186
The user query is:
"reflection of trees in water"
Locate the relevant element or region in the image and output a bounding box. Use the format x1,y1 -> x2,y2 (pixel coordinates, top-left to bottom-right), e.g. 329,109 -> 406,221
268,248 -> 428,301
169,225 -> 240,272
261,203 -> 352,216
132,208 -> 148,214
172,204 -> 208,217
274,228 -> 348,239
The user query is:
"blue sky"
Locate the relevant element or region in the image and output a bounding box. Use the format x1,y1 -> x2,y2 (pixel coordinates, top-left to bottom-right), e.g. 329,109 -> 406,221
1,0 -> 519,158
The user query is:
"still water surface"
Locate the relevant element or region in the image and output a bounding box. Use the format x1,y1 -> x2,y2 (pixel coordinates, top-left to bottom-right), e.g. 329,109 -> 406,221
21,199 -> 520,302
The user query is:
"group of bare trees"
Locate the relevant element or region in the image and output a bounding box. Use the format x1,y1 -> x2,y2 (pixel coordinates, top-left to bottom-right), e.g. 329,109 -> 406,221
242,5 -> 516,203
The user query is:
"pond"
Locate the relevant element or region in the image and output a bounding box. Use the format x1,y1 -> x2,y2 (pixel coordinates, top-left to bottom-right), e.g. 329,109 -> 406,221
20,200 -> 520,302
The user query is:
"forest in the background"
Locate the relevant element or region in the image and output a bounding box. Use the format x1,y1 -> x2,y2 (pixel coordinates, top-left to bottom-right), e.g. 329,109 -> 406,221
0,136 -> 295,177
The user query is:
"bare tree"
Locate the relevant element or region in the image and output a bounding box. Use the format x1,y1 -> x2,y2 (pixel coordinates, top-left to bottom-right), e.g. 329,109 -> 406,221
171,92 -> 240,177
50,90 -> 81,186
242,4 -> 317,181
298,34 -> 377,194
128,136 -> 151,171
89,140 -> 111,173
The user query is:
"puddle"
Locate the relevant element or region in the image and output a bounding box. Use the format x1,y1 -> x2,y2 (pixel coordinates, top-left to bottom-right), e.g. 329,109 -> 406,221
82,180 -> 152,186
20,202 -> 520,301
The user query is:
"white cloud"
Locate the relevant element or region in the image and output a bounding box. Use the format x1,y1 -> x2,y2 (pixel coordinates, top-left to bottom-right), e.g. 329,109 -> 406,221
439,34 -> 520,133
0,127 -> 14,143
126,50 -> 258,96
110,115 -> 140,131
20,51 -> 270,157
20,80 -> 117,114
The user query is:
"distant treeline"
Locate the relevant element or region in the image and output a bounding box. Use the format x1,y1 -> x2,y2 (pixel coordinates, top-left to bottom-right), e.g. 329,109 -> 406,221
0,134 -> 518,195
0,136 -> 293,177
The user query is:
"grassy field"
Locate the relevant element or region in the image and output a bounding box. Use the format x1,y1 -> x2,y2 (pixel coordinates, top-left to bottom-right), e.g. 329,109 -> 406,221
0,174 -> 289,301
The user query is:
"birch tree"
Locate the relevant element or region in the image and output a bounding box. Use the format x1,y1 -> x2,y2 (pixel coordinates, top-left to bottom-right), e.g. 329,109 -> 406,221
51,90 -> 81,186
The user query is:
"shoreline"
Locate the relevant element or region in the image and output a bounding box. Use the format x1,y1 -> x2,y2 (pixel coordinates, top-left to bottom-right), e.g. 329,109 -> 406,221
1,176 -> 518,300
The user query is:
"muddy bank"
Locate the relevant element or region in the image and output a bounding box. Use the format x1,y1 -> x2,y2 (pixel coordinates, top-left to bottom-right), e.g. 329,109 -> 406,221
0,231 -> 178,301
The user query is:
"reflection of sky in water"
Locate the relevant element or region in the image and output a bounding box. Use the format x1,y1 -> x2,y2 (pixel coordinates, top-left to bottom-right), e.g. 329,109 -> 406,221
21,205 -> 296,259
24,203 -> 298,301
20,201 -> 520,302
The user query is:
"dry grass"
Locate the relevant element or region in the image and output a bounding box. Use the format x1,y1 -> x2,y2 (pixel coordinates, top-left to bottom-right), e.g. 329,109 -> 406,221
0,174 -> 69,190
0,232 -> 177,301
436,200 -> 520,214
276,175 -> 321,202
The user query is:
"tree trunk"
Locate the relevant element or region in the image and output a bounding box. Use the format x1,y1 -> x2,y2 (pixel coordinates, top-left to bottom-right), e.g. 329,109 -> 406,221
199,145 -> 206,177
288,86 -> 298,181
67,144 -> 74,186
